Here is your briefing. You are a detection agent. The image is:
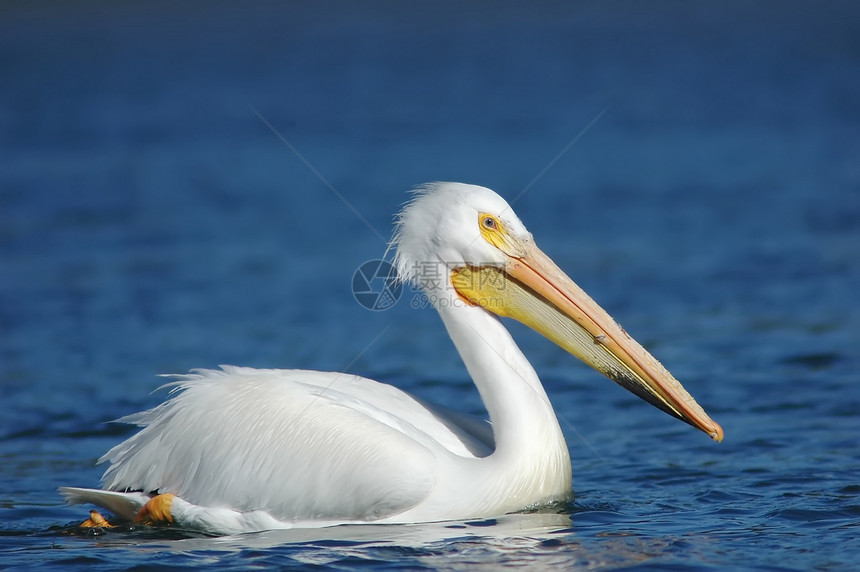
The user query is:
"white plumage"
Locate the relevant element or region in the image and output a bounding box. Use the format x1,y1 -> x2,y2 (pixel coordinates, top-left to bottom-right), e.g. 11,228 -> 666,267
62,182 -> 721,534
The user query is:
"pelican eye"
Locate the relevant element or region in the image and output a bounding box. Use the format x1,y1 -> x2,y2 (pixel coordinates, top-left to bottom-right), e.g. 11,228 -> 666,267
478,212 -> 508,250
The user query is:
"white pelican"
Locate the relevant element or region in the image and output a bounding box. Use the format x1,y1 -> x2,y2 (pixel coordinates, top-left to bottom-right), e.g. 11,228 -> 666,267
61,182 -> 722,534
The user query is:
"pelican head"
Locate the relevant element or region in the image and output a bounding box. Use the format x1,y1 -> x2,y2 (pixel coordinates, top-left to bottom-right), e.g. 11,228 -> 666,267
394,182 -> 723,441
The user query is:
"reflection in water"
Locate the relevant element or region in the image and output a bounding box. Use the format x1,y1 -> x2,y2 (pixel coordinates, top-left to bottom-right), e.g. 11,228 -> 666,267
64,510 -> 699,569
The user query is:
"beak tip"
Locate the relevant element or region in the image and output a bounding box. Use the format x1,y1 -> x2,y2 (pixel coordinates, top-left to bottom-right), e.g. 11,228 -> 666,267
708,423 -> 724,443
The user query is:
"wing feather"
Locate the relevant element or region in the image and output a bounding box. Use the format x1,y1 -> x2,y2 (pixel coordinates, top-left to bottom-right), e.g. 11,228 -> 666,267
99,367 -> 481,522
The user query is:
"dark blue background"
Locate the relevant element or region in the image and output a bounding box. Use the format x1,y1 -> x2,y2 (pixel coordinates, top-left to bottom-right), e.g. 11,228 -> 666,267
2,2 -> 858,569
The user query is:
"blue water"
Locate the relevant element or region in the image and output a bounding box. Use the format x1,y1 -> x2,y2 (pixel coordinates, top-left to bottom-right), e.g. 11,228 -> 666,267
2,2 -> 859,569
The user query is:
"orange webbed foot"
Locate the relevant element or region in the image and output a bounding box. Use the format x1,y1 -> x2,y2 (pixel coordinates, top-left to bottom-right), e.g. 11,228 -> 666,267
135,493 -> 176,525
80,509 -> 114,528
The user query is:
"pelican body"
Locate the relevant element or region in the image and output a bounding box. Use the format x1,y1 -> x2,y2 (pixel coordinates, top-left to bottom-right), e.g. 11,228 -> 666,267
62,183 -> 722,534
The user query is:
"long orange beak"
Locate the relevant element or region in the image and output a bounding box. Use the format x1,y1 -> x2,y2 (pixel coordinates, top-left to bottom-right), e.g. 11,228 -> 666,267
451,239 -> 723,442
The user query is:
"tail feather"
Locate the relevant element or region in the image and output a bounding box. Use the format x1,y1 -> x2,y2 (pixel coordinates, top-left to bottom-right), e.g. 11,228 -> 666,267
59,487 -> 152,522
